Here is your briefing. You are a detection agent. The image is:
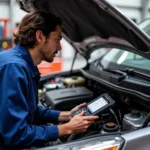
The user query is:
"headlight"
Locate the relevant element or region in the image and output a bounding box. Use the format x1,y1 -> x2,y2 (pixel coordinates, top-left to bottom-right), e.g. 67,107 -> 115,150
46,136 -> 124,150
71,137 -> 123,150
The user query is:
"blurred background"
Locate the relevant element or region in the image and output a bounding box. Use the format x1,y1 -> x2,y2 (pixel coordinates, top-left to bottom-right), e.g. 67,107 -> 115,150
0,0 -> 150,75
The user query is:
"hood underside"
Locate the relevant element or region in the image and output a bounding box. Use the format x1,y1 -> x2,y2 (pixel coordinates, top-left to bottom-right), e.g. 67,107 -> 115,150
18,0 -> 150,58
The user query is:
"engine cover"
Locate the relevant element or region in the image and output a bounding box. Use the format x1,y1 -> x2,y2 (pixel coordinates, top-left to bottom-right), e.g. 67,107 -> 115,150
45,87 -> 93,110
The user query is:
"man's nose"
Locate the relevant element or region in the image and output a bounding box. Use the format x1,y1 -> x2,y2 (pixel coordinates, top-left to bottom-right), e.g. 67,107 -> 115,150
57,43 -> 62,51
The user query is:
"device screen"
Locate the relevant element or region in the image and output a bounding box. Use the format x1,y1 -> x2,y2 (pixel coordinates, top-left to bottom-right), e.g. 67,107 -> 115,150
88,97 -> 108,113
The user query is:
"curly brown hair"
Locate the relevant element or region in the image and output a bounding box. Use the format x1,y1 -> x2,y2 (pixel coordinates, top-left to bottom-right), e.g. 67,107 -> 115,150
13,10 -> 62,49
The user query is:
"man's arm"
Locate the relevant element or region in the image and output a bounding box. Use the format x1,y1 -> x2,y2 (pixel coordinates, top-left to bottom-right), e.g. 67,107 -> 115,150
0,64 -> 59,148
35,106 -> 71,123
58,111 -> 71,122
35,102 -> 87,123
35,105 -> 61,124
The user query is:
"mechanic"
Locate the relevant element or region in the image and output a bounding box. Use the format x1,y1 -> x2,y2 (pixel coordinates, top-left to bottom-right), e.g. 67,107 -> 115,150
0,10 -> 99,149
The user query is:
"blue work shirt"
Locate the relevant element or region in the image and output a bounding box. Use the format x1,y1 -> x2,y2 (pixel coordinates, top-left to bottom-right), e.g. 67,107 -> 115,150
0,45 -> 60,149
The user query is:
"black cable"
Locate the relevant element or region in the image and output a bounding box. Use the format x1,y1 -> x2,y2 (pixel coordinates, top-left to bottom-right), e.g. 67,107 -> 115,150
109,108 -> 121,131
117,108 -> 123,126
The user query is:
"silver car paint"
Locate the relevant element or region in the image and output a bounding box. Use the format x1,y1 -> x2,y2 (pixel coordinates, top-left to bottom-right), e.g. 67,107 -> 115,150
122,126 -> 150,150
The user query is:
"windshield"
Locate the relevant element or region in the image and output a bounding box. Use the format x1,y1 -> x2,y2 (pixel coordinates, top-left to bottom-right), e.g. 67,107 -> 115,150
92,19 -> 150,74
99,48 -> 150,74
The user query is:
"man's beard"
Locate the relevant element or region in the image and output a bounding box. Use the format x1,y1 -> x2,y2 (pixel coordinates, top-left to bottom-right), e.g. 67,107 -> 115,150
41,52 -> 53,63
43,51 -> 58,63
44,55 -> 53,62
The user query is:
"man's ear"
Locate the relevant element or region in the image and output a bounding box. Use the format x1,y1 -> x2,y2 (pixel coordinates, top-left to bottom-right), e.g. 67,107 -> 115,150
36,30 -> 45,44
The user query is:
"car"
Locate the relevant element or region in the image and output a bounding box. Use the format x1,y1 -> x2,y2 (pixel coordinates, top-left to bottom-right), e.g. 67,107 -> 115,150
17,0 -> 150,150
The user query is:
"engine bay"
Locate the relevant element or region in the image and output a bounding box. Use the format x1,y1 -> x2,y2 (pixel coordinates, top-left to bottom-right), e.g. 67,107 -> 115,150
38,71 -> 150,144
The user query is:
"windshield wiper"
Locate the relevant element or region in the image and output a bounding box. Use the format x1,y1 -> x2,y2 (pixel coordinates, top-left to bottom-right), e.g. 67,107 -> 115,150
123,68 -> 150,82
103,68 -> 150,84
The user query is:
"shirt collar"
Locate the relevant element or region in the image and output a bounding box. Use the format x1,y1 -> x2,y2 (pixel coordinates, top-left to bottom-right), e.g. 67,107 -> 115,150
14,45 -> 40,78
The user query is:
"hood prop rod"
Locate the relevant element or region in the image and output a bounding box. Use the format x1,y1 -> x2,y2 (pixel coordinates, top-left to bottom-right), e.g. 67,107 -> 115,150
70,51 -> 78,76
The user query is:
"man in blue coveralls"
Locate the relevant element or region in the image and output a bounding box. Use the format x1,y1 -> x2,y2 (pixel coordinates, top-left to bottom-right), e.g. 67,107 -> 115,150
0,10 -> 99,149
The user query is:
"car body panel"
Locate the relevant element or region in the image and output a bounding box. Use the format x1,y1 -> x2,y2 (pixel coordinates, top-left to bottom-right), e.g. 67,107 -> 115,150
122,126 -> 150,150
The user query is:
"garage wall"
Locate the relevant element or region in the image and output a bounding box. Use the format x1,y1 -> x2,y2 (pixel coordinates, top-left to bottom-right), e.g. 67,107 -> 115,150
0,1 -> 26,20
108,0 -> 143,23
108,0 -> 141,7
0,2 -> 10,36
0,2 -> 9,18
12,1 -> 27,28
0,1 -> 26,37
115,7 -> 141,23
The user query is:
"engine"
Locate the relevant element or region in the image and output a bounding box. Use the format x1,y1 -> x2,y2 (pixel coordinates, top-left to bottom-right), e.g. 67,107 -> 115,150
38,75 -> 150,143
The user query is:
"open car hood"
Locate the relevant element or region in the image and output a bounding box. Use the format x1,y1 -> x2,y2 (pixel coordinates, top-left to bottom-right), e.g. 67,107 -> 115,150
17,0 -> 150,59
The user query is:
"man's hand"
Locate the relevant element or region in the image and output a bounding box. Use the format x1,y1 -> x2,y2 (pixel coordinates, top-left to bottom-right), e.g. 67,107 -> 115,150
69,102 -> 87,119
70,102 -> 87,115
58,102 -> 87,122
67,111 -> 99,133
58,111 -> 99,136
